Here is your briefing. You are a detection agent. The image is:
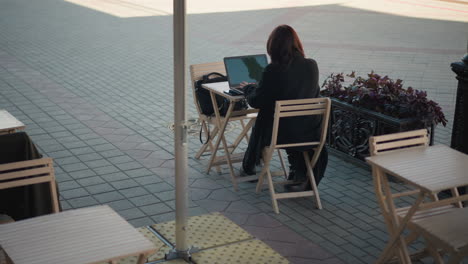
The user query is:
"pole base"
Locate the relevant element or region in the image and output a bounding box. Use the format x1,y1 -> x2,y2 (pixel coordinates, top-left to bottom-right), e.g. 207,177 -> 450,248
165,247 -> 200,262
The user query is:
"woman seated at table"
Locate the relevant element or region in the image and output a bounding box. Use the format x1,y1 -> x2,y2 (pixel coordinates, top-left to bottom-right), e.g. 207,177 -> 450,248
241,24 -> 328,192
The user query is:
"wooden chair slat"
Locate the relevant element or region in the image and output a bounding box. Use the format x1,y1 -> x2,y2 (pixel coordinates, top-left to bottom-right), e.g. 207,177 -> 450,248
275,142 -> 320,149
0,175 -> 54,190
0,167 -> 52,182
0,157 -> 53,172
278,109 -> 326,118
371,129 -> 428,143
279,104 -> 326,111
277,98 -> 329,106
374,137 -> 429,153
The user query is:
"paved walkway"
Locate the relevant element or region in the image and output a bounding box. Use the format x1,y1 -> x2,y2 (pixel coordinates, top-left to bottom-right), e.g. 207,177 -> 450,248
0,0 -> 467,263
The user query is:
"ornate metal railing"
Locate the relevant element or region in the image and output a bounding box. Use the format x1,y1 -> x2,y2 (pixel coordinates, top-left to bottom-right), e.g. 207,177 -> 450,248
327,98 -> 434,163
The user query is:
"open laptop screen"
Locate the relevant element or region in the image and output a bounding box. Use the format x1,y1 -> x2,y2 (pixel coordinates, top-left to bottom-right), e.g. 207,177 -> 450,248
224,54 -> 268,88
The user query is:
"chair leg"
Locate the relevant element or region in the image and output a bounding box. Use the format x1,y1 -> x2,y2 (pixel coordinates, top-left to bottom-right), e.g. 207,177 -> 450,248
229,118 -> 254,154
239,119 -> 250,143
256,148 -> 273,193
49,177 -> 60,213
426,240 -> 444,264
447,254 -> 462,264
266,168 -> 279,214
303,152 -> 322,209
136,253 -> 149,264
450,187 -> 463,208
277,149 -> 288,179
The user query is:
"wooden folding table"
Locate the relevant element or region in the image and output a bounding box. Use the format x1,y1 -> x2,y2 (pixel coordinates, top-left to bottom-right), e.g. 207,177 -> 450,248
201,81 -> 258,190
366,145 -> 468,264
0,205 -> 156,264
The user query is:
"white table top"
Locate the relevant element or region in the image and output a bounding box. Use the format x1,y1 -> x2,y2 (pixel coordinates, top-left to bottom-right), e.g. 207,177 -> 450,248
366,145 -> 468,194
202,81 -> 245,101
0,109 -> 25,132
0,205 -> 155,264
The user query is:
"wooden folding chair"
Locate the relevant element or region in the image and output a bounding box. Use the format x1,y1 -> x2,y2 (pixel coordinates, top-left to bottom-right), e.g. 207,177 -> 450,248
0,157 -> 60,214
256,98 -> 331,214
189,62 -> 257,173
412,207 -> 468,264
369,129 -> 463,263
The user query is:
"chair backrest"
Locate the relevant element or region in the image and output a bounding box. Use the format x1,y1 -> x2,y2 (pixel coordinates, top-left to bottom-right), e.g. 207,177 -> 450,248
369,129 -> 428,156
271,98 -> 331,167
0,157 -> 60,213
189,62 -> 226,116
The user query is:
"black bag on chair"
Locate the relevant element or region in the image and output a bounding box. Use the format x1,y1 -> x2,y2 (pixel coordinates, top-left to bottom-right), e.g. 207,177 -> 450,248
194,72 -> 248,116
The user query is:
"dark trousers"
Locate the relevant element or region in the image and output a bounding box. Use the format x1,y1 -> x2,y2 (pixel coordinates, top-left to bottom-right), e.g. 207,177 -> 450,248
286,147 -> 328,185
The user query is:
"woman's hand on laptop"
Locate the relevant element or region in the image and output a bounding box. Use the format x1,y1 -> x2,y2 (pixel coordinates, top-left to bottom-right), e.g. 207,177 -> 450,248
240,81 -> 253,88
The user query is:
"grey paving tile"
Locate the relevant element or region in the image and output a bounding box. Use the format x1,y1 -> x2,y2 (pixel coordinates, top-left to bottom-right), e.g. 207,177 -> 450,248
84,183 -> 115,194
124,168 -> 153,178
144,182 -> 173,194
109,178 -> 140,189
99,149 -> 126,158
55,156 -> 81,166
107,199 -> 135,211
139,203 -> 173,216
84,159 -> 112,169
68,169 -> 97,179
134,175 -> 163,185
77,152 -> 103,162
93,143 -> 117,152
93,191 -> 125,203
117,207 -> 146,221
93,165 -> 120,175
129,194 -> 161,207
67,196 -> 100,208
61,162 -> 89,173
107,155 -> 134,164
48,149 -> 73,159
119,187 -> 149,198
128,217 -> 155,227
151,212 -> 176,224
70,147 -> 95,155
153,190 -> 175,201
60,188 -> 90,199
58,180 -> 81,191
116,161 -> 143,171
101,172 -> 129,182
76,176 -> 106,186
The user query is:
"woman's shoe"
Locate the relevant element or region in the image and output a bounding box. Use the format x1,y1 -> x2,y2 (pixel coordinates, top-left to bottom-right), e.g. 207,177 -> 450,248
284,180 -> 312,192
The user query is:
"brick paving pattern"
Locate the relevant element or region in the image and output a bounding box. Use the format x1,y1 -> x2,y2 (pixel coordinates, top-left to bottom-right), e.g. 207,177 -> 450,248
0,0 -> 467,263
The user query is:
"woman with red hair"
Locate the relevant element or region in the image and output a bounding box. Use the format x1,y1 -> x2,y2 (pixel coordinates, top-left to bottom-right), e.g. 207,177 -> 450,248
242,25 -> 328,192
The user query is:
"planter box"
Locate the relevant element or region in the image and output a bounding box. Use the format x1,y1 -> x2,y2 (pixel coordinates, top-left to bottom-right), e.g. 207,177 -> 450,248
327,98 -> 434,163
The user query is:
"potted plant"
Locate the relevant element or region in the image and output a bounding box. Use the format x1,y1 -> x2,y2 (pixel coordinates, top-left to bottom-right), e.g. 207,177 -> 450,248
320,71 -> 447,162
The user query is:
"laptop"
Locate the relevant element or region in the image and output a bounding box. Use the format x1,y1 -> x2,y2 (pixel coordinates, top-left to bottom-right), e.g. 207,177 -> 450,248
223,54 -> 268,95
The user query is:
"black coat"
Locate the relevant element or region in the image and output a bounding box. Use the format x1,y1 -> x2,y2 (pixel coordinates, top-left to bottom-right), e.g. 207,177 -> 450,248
242,55 -> 323,172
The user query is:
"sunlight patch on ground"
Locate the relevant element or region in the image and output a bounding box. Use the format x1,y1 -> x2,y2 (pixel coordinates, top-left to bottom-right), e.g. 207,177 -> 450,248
343,0 -> 468,22
64,0 -> 343,17
65,0 -> 468,22
64,0 -> 170,17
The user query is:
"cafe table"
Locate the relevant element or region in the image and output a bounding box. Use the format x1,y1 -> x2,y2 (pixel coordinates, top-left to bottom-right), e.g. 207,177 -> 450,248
201,81 -> 258,190
366,145 -> 468,264
0,205 -> 156,264
0,110 -> 25,134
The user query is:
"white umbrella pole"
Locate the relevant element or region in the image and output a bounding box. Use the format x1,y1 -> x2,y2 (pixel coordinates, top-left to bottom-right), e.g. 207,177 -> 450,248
173,0 -> 189,257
